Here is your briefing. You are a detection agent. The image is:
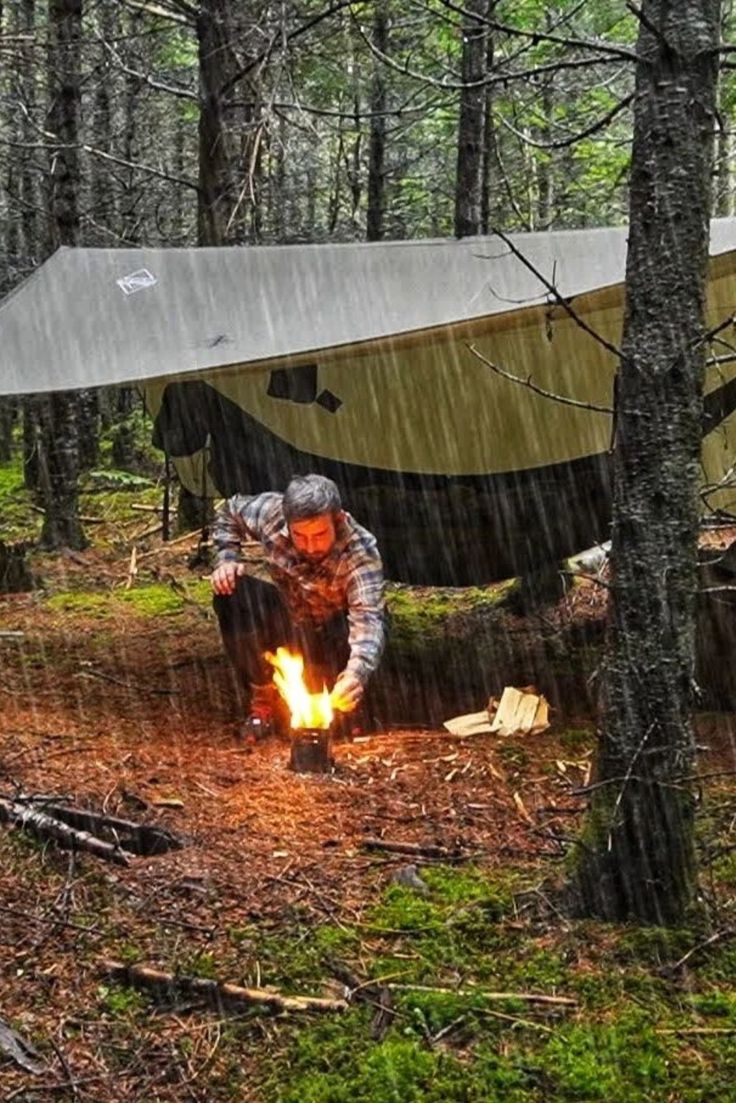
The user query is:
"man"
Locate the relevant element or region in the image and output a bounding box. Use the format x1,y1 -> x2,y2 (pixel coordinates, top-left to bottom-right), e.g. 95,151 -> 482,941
211,473 -> 385,733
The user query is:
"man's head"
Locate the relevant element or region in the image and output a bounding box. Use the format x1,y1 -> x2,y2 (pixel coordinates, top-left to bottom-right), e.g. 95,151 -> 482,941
283,474 -> 344,561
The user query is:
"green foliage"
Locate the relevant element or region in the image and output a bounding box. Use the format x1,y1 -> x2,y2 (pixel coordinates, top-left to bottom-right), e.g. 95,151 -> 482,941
46,591 -> 111,615
275,1025 -> 495,1103
385,583 -> 511,665
615,926 -> 692,967
97,984 -> 148,1019
0,453 -> 41,541
118,584 -> 185,617
558,727 -> 594,754
86,469 -> 154,490
46,583 -> 188,619
538,1013 -> 674,1102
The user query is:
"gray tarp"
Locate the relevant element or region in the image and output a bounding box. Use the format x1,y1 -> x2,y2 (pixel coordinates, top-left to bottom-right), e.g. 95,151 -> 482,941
5,223 -> 736,583
3,220 -> 736,396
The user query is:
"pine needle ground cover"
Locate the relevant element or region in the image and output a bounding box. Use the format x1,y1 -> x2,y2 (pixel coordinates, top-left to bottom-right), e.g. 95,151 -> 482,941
1,461 -> 736,1100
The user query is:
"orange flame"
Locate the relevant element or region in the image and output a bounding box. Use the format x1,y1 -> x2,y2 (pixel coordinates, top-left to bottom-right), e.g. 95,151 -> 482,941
266,647 -> 333,730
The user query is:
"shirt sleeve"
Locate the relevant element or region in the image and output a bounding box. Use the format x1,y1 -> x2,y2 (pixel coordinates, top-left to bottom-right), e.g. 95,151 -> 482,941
344,552 -> 386,684
212,493 -> 274,563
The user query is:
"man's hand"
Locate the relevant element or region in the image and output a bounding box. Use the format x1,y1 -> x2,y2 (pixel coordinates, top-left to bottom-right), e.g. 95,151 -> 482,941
330,671 -> 364,713
211,561 -> 246,595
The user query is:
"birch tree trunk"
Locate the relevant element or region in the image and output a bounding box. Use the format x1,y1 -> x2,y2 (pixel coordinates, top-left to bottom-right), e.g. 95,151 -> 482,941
572,0 -> 721,924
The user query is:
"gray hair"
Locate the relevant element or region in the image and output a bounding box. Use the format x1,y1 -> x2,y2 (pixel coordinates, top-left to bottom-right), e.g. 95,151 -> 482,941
283,474 -> 342,522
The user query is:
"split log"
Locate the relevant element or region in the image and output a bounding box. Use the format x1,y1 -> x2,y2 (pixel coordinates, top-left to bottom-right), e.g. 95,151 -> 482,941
0,797 -> 131,865
101,960 -> 348,1015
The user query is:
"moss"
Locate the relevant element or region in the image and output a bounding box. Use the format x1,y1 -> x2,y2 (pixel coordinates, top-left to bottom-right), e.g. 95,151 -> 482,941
538,1013 -> 675,1102
118,584 -> 185,616
558,727 -> 595,753
0,454 -> 41,541
384,582 -> 511,659
615,926 -> 693,967
46,591 -> 112,616
273,1025 -> 512,1103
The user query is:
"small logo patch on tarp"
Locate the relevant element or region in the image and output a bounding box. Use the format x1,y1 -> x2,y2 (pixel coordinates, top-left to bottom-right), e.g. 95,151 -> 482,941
116,268 -> 157,296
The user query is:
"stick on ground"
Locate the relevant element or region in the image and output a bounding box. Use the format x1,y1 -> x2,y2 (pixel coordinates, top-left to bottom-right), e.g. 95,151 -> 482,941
101,961 -> 349,1015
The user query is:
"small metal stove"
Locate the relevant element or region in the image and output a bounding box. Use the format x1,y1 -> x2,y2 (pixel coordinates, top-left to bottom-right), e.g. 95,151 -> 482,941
289,727 -> 333,774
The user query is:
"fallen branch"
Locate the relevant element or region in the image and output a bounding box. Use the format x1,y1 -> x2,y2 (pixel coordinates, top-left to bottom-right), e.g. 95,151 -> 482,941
0,902 -> 96,933
20,798 -> 182,856
76,665 -> 178,697
137,529 -> 205,559
386,982 -> 577,1006
361,838 -> 469,861
669,928 -> 735,972
0,1017 -> 46,1074
0,797 -> 131,865
101,960 -> 348,1014
656,1026 -> 736,1036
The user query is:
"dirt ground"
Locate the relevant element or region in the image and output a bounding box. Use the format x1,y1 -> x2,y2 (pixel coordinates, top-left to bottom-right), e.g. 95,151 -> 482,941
2,537 -> 736,1099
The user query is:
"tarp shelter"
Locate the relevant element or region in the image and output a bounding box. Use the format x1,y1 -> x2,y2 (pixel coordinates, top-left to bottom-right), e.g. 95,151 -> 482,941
3,223 -> 736,584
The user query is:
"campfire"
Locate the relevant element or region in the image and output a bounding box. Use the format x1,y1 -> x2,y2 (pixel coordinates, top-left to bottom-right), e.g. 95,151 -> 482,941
266,648 -> 334,773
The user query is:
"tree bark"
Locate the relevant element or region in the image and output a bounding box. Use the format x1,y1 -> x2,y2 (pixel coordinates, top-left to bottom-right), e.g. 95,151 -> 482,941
366,2 -> 388,241
454,0 -> 489,238
19,0 -> 38,267
197,0 -> 239,246
41,0 -> 86,550
0,400 -> 14,462
572,0 -> 722,924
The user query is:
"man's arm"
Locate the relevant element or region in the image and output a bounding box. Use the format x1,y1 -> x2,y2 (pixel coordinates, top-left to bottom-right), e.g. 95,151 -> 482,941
331,553 -> 385,710
210,493 -> 277,595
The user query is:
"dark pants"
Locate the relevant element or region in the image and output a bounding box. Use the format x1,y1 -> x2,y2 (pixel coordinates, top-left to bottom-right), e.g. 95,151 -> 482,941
213,574 -> 349,693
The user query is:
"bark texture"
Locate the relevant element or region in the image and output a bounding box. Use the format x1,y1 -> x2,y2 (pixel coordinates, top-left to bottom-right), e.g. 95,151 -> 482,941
41,0 -> 86,550
366,2 -> 389,242
454,0 -> 489,238
573,0 -> 722,923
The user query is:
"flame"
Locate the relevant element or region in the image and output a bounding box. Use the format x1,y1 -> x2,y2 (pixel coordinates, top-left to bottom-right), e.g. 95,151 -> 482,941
266,647 -> 333,730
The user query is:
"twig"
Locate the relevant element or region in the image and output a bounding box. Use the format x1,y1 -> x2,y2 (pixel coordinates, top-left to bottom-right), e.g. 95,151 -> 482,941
467,344 -> 613,413
670,928 -> 735,972
0,902 -> 95,934
656,1026 -> 736,1036
489,226 -> 621,359
476,1007 -> 554,1033
606,722 -> 655,851
386,982 -> 576,1006
76,666 -> 178,697
361,837 -> 468,861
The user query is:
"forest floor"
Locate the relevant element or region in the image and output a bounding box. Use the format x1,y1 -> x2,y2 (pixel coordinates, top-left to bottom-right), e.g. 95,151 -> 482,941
2,468 -> 736,1100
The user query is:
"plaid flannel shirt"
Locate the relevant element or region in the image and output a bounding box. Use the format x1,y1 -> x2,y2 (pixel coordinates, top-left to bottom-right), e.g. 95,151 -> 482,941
212,492 -> 386,684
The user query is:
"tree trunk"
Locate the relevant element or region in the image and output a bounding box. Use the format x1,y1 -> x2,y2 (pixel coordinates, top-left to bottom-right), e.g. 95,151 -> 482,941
42,0 -> 86,550
20,0 -> 38,267
0,399 -> 14,462
37,392 -> 86,549
90,0 -> 116,243
716,1 -> 734,216
480,14 -> 495,235
366,2 -> 388,242
197,0 -> 238,246
571,0 -> 721,924
454,0 -> 488,238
